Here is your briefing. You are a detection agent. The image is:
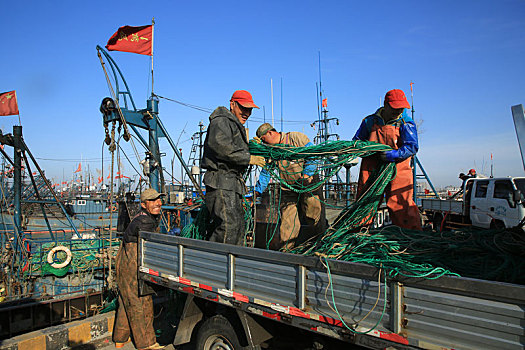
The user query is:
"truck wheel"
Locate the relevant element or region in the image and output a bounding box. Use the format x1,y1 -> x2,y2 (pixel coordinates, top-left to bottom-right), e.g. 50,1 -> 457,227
195,315 -> 242,350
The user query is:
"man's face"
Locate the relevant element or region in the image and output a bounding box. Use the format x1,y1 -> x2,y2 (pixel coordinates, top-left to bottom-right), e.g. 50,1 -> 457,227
141,197 -> 162,215
383,103 -> 404,121
261,130 -> 280,145
230,101 -> 252,124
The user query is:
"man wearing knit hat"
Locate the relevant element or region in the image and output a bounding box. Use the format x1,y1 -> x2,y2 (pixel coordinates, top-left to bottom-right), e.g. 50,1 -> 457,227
353,89 -> 422,230
202,90 -> 265,245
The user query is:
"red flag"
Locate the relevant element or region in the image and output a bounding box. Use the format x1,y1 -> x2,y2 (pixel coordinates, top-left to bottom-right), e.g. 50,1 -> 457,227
322,98 -> 327,108
424,189 -> 430,195
74,163 -> 81,173
106,25 -> 153,56
98,177 -> 103,183
410,81 -> 414,93
0,91 -> 19,116
62,181 -> 67,185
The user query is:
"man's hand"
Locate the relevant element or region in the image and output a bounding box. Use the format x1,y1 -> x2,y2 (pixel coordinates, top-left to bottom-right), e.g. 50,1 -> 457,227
250,155 -> 266,167
298,174 -> 313,186
252,136 -> 262,144
379,151 -> 391,162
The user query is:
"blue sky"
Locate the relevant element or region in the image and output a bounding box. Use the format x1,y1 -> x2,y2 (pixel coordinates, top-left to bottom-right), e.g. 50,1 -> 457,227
1,0 -> 525,187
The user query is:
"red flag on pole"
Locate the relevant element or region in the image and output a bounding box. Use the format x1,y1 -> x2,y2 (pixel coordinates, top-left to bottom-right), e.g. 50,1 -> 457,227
322,98 -> 327,108
74,163 -> 81,173
0,91 -> 19,116
106,25 -> 153,56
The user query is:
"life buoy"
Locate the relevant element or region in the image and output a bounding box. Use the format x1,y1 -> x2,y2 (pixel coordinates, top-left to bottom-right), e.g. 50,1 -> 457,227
109,205 -> 117,212
47,246 -> 72,269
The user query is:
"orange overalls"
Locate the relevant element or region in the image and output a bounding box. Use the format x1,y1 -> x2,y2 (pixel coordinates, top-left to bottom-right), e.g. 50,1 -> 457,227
357,122 -> 422,230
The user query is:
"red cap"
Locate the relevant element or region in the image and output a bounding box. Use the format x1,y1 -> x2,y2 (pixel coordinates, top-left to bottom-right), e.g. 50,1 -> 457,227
231,90 -> 259,109
384,89 -> 410,109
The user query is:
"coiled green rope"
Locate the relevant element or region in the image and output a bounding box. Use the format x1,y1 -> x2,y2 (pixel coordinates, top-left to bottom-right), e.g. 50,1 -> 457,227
181,140 -> 525,284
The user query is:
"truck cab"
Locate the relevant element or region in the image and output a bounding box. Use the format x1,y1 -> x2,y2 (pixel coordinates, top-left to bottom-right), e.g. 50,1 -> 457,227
422,176 -> 525,231
468,177 -> 525,229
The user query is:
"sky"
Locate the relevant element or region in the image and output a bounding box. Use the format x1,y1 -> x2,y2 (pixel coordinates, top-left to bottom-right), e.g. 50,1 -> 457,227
1,0 -> 525,188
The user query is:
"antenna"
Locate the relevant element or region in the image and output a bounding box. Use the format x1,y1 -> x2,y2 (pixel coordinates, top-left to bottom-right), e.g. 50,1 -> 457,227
410,81 -> 415,122
280,78 -> 283,132
271,78 -> 274,126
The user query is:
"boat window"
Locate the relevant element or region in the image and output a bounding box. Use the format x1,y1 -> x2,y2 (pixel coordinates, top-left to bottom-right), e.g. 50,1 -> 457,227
70,200 -> 76,205
77,200 -> 86,205
474,180 -> 489,198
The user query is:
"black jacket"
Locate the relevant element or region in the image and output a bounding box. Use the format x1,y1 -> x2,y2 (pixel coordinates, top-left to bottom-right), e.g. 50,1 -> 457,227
122,208 -> 160,243
202,106 -> 251,194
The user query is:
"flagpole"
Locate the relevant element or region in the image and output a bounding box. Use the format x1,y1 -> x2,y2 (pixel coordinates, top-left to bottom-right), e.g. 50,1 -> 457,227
151,17 -> 155,97
15,92 -> 21,125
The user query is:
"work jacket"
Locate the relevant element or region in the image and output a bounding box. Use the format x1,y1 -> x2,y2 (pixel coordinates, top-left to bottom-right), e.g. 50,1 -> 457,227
202,106 -> 251,194
122,208 -> 160,243
353,108 -> 418,162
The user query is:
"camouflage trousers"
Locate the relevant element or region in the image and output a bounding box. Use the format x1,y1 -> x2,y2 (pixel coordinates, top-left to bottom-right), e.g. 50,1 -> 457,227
113,242 -> 156,349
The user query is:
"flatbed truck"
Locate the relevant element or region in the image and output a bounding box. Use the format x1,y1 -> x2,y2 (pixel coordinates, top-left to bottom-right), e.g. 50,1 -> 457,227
137,231 -> 525,350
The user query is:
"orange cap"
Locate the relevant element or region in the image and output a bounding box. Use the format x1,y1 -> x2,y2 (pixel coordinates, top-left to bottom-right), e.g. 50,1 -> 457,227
231,90 -> 259,109
384,89 -> 410,109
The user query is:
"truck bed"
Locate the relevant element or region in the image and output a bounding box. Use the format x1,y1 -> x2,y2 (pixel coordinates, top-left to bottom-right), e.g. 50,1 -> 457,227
138,232 -> 525,350
421,198 -> 464,214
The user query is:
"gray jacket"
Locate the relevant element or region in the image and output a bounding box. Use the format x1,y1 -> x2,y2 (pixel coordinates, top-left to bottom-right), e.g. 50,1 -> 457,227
202,106 -> 251,194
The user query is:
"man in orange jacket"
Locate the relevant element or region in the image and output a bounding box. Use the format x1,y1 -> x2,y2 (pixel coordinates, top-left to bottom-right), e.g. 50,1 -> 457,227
353,89 -> 422,230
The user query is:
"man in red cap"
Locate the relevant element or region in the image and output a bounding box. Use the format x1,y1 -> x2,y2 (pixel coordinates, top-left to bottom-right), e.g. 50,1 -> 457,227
353,89 -> 422,230
202,90 -> 265,245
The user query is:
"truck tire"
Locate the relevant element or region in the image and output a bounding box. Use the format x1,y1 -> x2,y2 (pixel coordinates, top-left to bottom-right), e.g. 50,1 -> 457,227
195,315 -> 242,350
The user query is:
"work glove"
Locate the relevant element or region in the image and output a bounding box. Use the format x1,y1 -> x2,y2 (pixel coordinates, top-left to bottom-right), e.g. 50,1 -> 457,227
378,151 -> 391,163
252,136 -> 262,144
250,155 -> 266,167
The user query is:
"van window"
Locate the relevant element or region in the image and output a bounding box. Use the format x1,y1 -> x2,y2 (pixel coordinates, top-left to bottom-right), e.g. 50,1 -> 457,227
474,180 -> 489,198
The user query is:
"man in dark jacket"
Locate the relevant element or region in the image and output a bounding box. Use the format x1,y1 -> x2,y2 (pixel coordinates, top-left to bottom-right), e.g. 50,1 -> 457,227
202,90 -> 265,245
113,188 -> 165,350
